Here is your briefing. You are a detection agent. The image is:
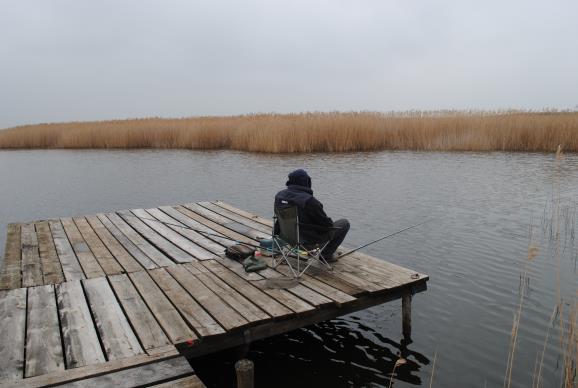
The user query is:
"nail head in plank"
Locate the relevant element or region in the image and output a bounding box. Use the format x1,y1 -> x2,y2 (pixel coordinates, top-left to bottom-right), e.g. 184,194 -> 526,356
0,287 -> 26,381
60,218 -> 105,279
56,280 -> 105,368
25,285 -> 64,377
148,268 -> 225,337
35,222 -> 65,285
82,277 -> 144,360
128,271 -> 197,343
108,274 -> 171,350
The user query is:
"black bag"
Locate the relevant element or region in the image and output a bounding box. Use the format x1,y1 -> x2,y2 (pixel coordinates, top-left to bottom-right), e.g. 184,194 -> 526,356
225,244 -> 255,261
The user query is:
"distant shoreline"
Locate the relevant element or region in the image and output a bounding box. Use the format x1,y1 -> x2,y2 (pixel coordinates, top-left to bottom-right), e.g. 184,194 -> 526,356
1,111 -> 577,153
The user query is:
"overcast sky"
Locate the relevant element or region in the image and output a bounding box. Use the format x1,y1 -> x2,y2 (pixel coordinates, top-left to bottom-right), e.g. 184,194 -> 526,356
1,0 -> 577,128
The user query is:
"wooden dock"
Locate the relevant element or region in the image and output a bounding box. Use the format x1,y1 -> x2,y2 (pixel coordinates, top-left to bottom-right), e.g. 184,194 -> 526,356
0,201 -> 428,387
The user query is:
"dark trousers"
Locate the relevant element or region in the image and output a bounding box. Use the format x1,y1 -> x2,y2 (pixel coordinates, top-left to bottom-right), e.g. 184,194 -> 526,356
321,219 -> 350,257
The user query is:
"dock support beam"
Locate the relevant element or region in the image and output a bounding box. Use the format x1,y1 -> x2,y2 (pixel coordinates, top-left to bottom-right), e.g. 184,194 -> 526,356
235,359 -> 254,388
402,293 -> 412,340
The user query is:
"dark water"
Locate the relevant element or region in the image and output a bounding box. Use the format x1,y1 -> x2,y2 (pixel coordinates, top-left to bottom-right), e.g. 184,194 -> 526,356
1,150 -> 577,388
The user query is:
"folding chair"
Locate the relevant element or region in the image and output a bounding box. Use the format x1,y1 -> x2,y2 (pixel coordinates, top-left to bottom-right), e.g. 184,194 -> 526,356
271,205 -> 339,278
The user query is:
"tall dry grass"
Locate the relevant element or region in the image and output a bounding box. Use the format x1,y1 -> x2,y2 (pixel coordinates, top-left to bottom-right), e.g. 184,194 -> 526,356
1,110 -> 578,153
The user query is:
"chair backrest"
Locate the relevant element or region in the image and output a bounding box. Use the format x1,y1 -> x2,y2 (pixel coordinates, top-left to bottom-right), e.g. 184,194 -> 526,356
274,205 -> 299,245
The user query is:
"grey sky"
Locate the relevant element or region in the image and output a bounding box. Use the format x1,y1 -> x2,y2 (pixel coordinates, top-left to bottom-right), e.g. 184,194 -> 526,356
1,0 -> 577,128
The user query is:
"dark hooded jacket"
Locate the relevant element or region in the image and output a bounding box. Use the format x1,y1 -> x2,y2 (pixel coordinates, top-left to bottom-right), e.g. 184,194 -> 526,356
274,169 -> 333,243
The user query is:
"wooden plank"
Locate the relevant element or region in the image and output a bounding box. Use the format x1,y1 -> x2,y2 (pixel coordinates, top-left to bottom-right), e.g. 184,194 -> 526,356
83,277 -> 144,360
85,215 -> 143,273
60,218 -> 104,278
116,211 -> 191,264
108,274 -> 171,350
258,267 -> 333,307
56,356 -> 194,388
56,280 -> 105,368
185,203 -> 269,241
159,206 -> 233,248
200,260 -> 292,318
25,285 -> 64,377
198,202 -> 272,234
184,262 -> 269,323
0,224 -> 22,290
148,268 -> 225,337
151,374 -> 206,388
73,217 -> 124,275
130,208 -> 215,261
0,288 -> 26,381
165,266 -> 248,331
149,207 -> 226,255
176,206 -> 256,245
95,213 -> 158,270
35,222 -> 65,285
9,348 -> 179,388
49,220 -> 86,281
275,266 -> 355,305
129,271 -> 197,343
20,223 -> 43,287
104,212 -> 174,267
213,201 -> 273,227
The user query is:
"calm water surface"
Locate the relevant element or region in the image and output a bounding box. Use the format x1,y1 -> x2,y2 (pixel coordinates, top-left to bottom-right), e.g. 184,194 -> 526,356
1,150 -> 577,388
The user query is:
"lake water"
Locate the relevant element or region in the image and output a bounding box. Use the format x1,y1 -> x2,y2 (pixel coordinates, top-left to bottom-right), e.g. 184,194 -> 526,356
1,150 -> 577,388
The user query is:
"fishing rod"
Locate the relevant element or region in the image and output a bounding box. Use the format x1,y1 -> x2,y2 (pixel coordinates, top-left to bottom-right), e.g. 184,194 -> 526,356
335,220 -> 431,260
119,213 -> 266,250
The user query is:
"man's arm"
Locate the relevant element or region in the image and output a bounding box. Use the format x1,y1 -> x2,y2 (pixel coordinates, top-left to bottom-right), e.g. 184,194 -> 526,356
306,198 -> 333,227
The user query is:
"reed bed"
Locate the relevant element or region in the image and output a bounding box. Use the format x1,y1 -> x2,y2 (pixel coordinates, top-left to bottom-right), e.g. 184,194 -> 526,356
1,111 -> 578,153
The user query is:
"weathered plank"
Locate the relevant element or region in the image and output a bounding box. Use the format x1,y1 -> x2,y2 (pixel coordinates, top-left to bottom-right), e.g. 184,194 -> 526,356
60,218 -> 105,278
49,220 -> 86,281
201,260 -> 292,318
130,208 -> 215,261
184,262 -> 269,323
159,206 -> 233,248
128,271 -> 196,343
0,288 -> 26,380
95,213 -> 158,270
0,224 -> 22,290
57,356 -> 195,388
116,211 -> 191,264
25,285 -> 64,377
56,280 -> 105,368
85,215 -> 143,273
83,277 -> 144,360
108,274 -> 171,350
176,205 -> 256,245
148,207 -> 225,256
198,202 -> 272,234
73,217 -> 124,275
166,265 -> 249,331
20,223 -> 43,287
148,268 -> 225,337
150,374 -> 206,388
35,222 -> 65,285
213,201 -> 273,227
10,348 -> 179,388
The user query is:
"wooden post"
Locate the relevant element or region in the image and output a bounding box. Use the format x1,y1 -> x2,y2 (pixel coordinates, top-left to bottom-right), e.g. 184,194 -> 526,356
402,293 -> 412,339
235,359 -> 254,388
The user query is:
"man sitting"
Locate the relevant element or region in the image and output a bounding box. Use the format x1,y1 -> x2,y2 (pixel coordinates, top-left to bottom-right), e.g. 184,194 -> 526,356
274,169 -> 350,262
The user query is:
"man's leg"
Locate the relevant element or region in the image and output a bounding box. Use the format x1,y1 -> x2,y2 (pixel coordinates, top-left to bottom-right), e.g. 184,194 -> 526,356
321,219 -> 350,258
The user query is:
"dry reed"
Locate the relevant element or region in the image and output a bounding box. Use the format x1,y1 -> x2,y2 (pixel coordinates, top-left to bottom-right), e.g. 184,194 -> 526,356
1,110 -> 578,153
